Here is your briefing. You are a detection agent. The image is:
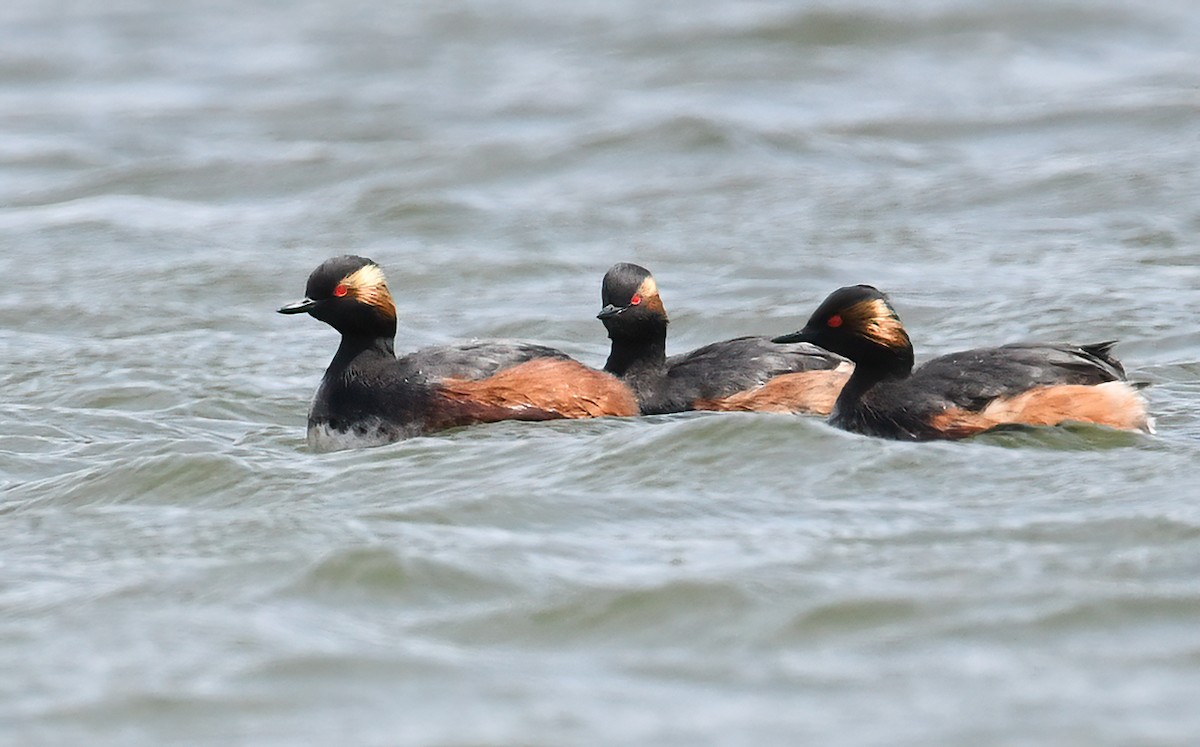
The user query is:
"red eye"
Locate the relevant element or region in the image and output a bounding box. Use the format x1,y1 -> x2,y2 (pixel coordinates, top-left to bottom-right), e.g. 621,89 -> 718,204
630,293 -> 642,306
333,284 -> 348,298
827,314 -> 843,328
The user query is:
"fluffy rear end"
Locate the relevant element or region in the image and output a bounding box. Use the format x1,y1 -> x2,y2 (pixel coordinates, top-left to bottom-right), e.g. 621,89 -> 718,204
929,381 -> 1152,438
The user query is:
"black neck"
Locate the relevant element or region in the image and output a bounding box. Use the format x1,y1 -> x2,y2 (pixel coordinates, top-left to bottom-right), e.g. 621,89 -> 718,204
832,346 -> 915,413
603,327 -> 667,378
330,333 -> 396,371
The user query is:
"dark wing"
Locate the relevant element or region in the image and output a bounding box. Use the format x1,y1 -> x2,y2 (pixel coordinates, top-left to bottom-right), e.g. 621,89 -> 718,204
912,341 -> 1128,411
665,336 -> 846,401
394,341 -> 571,383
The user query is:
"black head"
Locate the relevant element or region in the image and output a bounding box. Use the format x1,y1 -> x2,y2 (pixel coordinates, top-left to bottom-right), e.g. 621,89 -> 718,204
278,255 -> 397,337
772,285 -> 914,375
597,263 -> 669,339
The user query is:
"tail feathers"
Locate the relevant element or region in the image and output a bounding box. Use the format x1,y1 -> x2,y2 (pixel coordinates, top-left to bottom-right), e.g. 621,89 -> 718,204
1079,340 -> 1126,379
1082,340 -> 1118,358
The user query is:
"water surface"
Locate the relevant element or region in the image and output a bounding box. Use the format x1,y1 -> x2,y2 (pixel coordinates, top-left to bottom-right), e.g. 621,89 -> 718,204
3,0 -> 1200,744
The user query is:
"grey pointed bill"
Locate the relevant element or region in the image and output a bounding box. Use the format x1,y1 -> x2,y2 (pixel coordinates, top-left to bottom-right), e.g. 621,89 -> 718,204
772,329 -> 813,344
278,298 -> 321,314
596,303 -> 626,320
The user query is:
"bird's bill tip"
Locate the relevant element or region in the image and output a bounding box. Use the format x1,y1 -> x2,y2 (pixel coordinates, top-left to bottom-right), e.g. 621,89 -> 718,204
277,298 -> 320,315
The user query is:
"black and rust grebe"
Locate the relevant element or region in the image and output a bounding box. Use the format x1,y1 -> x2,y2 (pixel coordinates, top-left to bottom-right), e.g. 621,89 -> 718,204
771,284 -> 1152,440
279,255 -> 638,451
597,263 -> 851,415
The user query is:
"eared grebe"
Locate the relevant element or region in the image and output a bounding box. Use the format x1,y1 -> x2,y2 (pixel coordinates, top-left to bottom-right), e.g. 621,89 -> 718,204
771,285 -> 1152,440
279,256 -> 638,450
597,263 -> 851,415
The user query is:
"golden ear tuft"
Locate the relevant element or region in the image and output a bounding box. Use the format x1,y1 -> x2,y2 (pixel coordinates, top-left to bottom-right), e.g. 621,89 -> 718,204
848,298 -> 909,349
634,275 -> 668,319
341,264 -> 396,319
634,276 -> 659,299
342,263 -> 386,292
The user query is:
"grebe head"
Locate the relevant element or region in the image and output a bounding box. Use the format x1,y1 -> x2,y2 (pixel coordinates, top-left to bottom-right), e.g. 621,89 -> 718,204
773,285 -> 913,376
278,255 -> 397,337
596,262 -> 669,339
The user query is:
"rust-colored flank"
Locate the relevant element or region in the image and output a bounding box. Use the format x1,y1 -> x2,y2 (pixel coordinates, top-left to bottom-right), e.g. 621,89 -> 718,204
439,358 -> 640,418
692,364 -> 853,415
928,381 -> 1151,438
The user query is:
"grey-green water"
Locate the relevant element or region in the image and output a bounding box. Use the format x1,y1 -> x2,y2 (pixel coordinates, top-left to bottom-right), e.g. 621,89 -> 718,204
3,1 -> 1200,744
